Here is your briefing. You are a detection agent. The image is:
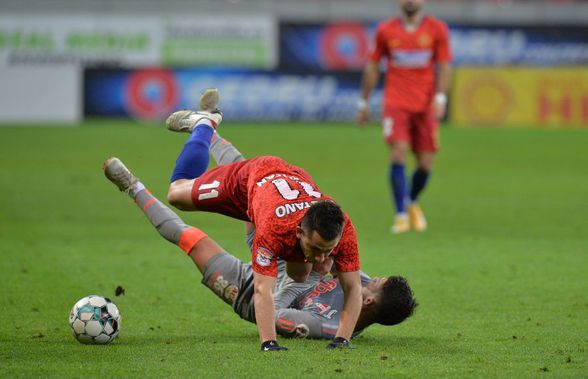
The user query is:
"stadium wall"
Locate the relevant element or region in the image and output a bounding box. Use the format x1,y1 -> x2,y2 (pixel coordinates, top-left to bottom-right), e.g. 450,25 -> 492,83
451,68 -> 588,128
0,66 -> 81,124
84,68 -> 382,122
2,12 -> 587,126
85,21 -> 588,127
0,13 -> 276,124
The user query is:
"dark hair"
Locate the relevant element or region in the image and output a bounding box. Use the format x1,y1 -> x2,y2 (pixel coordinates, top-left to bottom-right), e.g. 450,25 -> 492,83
376,276 -> 418,326
300,201 -> 345,241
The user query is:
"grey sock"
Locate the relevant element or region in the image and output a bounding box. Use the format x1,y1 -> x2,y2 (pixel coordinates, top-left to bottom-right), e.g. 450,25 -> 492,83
134,190 -> 189,245
128,182 -> 145,199
210,133 -> 245,165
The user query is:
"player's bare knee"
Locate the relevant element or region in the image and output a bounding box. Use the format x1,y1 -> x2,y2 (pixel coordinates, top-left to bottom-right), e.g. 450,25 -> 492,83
167,188 -> 185,210
416,153 -> 435,172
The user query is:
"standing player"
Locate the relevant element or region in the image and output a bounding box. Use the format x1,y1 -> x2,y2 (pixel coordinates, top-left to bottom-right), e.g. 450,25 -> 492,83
160,89 -> 363,351
357,0 -> 452,233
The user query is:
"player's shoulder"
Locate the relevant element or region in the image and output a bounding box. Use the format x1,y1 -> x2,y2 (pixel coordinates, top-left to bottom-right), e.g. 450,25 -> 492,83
255,212 -> 298,246
249,155 -> 287,169
342,210 -> 356,230
247,156 -> 289,182
376,17 -> 402,32
423,15 -> 450,33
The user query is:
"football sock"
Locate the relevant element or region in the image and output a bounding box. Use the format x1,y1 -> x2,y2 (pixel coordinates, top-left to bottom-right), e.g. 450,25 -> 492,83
170,121 -> 215,182
128,182 -> 145,199
210,133 -> 245,165
390,163 -> 407,214
134,189 -> 191,246
410,169 -> 430,202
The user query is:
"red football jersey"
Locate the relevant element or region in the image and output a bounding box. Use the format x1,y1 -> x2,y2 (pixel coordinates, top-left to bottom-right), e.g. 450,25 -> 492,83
243,157 -> 360,277
370,16 -> 452,112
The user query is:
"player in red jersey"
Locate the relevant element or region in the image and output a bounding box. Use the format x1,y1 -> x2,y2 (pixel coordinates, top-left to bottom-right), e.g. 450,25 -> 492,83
103,156 -> 417,344
162,89 -> 362,351
357,0 -> 452,234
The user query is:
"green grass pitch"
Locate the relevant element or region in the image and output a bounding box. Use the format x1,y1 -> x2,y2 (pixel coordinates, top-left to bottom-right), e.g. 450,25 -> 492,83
0,121 -> 586,377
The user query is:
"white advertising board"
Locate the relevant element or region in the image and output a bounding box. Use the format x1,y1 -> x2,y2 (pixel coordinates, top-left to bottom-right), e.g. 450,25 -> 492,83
0,14 -> 276,68
0,66 -> 81,124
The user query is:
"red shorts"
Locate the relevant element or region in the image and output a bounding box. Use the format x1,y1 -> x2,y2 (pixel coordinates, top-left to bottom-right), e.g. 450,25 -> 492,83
190,161 -> 250,222
381,106 -> 439,152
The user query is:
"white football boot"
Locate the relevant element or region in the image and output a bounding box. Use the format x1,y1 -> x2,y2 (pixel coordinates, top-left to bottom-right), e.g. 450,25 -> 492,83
165,88 -> 223,132
103,157 -> 140,196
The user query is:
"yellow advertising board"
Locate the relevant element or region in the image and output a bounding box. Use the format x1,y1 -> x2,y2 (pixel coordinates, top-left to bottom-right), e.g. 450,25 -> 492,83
451,68 -> 588,127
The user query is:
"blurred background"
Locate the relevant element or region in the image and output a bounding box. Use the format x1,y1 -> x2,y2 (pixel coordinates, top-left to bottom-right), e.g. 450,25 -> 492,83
0,0 -> 587,127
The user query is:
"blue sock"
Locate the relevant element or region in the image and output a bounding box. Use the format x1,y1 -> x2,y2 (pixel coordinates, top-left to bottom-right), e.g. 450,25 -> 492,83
170,124 -> 214,182
390,163 -> 407,214
410,169 -> 430,202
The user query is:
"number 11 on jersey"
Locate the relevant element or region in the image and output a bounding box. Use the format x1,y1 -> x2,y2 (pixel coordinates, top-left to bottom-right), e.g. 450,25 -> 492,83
198,180 -> 220,200
272,179 -> 321,200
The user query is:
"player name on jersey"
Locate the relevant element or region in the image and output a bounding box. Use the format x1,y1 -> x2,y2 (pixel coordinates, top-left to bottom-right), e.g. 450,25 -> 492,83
274,200 -> 320,218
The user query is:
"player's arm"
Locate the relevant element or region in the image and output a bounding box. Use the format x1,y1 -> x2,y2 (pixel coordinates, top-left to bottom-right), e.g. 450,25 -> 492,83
334,270 -> 362,342
432,21 -> 453,119
275,309 -> 325,339
432,62 -> 452,119
273,274 -> 320,310
326,219 -> 361,348
436,62 -> 452,96
357,60 -> 380,127
253,272 -> 287,351
357,24 -> 385,127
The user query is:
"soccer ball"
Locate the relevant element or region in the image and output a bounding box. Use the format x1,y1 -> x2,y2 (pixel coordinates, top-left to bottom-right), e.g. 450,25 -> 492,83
69,295 -> 121,344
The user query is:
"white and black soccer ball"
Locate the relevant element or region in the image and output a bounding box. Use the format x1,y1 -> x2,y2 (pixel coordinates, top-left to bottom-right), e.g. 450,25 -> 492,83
69,295 -> 121,344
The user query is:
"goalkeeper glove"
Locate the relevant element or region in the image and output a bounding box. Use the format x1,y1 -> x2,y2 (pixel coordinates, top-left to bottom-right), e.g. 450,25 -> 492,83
261,340 -> 288,352
326,337 -> 351,350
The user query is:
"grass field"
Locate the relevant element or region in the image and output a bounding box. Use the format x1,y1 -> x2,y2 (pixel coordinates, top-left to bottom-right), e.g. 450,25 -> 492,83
0,121 -> 586,378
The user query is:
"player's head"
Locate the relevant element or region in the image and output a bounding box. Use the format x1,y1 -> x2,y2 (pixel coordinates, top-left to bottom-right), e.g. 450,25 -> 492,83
399,0 -> 425,17
297,201 -> 345,264
362,276 -> 417,326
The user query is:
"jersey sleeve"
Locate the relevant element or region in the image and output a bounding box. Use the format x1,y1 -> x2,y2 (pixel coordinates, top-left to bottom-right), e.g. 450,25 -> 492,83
274,271 -> 322,310
251,233 -> 280,277
369,23 -> 388,62
333,219 -> 361,273
245,230 -> 255,252
275,309 -> 329,339
433,21 -> 452,63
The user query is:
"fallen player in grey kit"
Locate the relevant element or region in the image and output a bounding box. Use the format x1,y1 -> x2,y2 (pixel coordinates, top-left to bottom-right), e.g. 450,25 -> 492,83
103,129 -> 417,344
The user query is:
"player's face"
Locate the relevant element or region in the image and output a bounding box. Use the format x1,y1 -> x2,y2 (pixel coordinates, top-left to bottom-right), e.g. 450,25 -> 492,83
363,277 -> 388,299
296,228 -> 340,264
399,0 -> 424,17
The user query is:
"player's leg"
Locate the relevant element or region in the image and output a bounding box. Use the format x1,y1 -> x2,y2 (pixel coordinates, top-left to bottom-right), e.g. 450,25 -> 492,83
411,151 -> 434,201
209,131 -> 256,234
167,89 -> 223,211
382,107 -> 411,234
407,111 -> 440,231
104,157 -> 258,322
210,132 -> 245,165
189,130 -> 257,321
103,157 -> 224,273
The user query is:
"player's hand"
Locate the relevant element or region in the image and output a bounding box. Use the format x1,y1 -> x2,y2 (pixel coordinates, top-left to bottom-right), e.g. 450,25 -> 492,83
312,256 -> 334,276
261,340 -> 288,351
432,92 -> 447,120
356,99 -> 370,128
326,337 -> 352,350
